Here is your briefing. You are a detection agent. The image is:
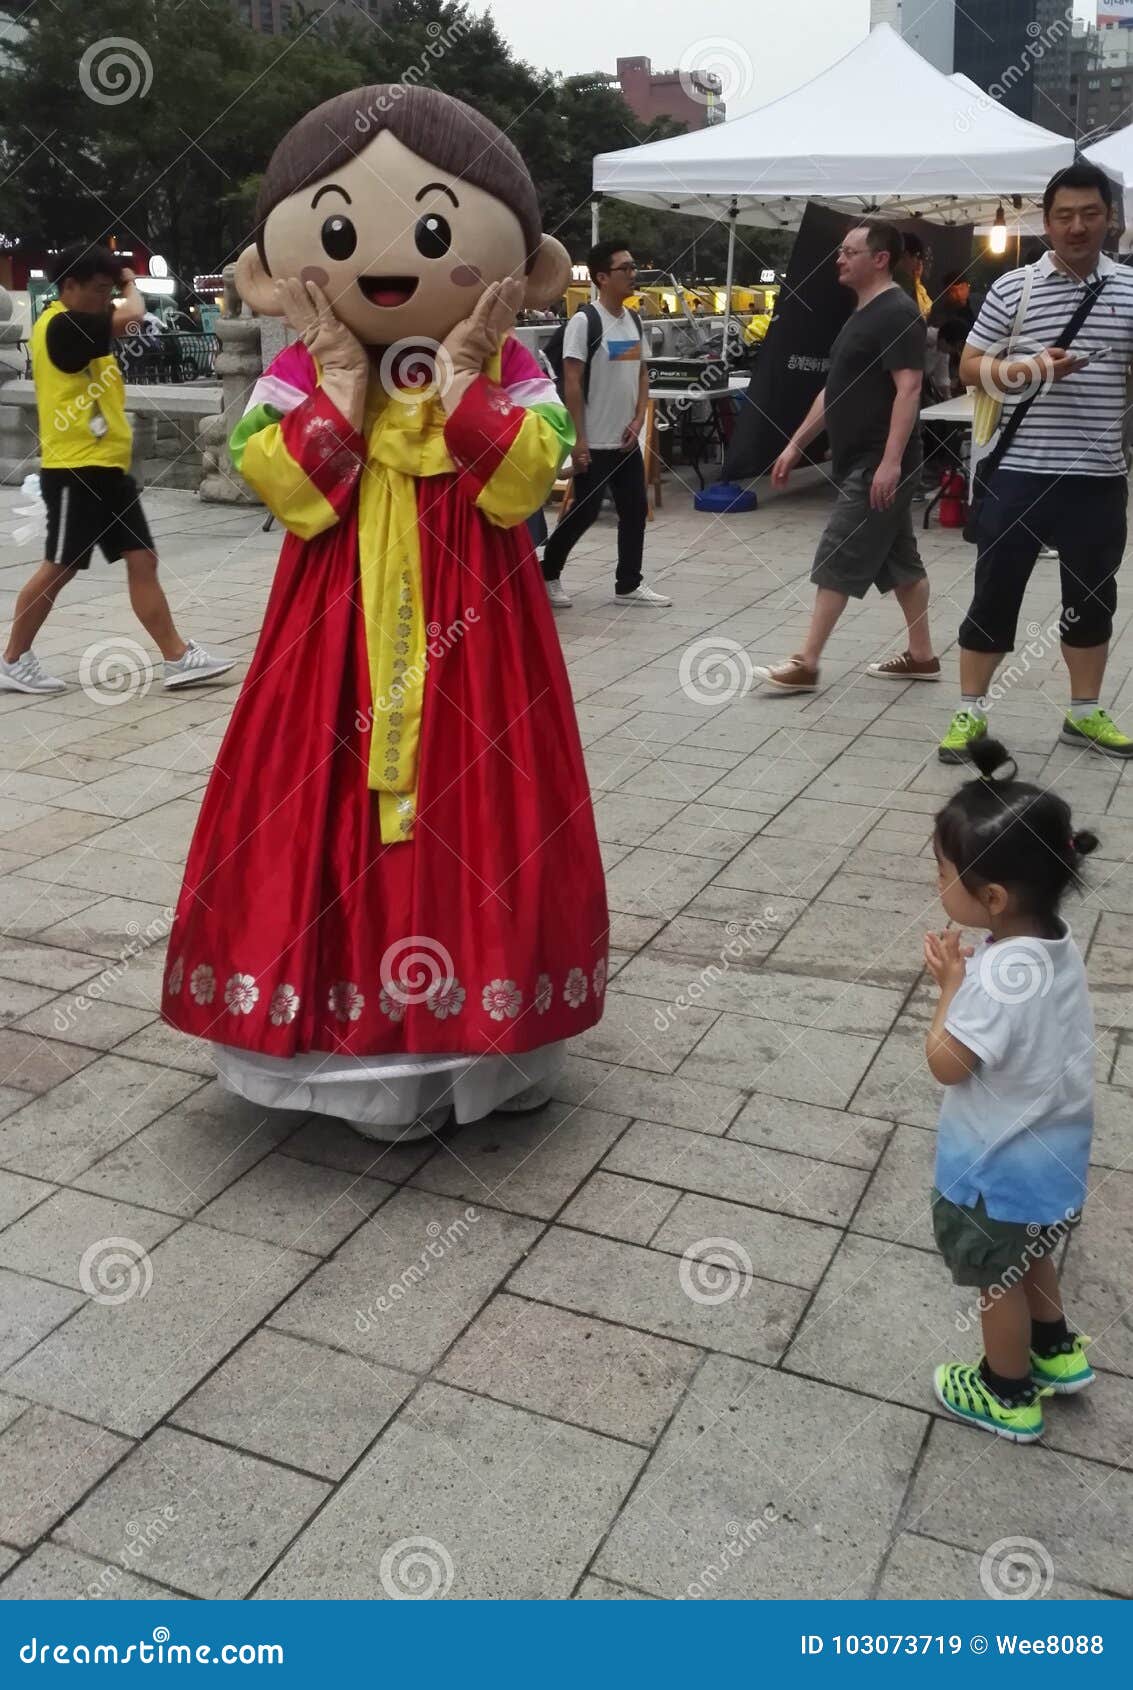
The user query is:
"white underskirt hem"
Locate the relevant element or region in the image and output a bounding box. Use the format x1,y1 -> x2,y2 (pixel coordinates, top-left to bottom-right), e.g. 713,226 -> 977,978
212,1043 -> 566,1142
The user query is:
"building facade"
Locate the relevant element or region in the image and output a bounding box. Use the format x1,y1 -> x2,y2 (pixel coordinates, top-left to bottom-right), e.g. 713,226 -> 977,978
583,56 -> 725,131
953,0 -> 1072,126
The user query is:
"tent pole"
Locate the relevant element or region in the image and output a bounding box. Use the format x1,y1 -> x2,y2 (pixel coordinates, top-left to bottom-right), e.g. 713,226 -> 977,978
722,202 -> 738,365
590,198 -> 601,302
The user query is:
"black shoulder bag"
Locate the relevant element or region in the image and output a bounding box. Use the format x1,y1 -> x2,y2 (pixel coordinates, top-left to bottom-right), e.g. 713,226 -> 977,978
964,276 -> 1108,544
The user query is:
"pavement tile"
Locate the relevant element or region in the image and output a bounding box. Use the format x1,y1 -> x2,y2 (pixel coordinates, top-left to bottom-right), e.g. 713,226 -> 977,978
877,1532 -> 1115,1601
171,1329 -> 414,1480
72,1083 -> 298,1217
728,1093 -> 890,1171
1060,1172 -> 1133,1377
409,1102 -> 628,1219
613,954 -> 902,1037
198,1153 -> 392,1255
558,1171 -> 680,1245
436,1293 -> 700,1445
0,1406 -> 132,1548
270,1187 -> 541,1372
908,1422 -> 1133,1598
254,1382 -> 643,1599
0,1029 -> 97,1095
15,998 -> 155,1052
677,1016 -> 880,1109
0,1171 -> 54,1231
0,1268 -> 84,1372
594,1355 -> 926,1598
551,1054 -> 744,1135
508,1226 -> 806,1363
850,1124 -> 937,1253
0,1542 -> 183,1601
571,990 -> 718,1075
3,1223 -> 312,1436
278,1119 -> 436,1183
55,1426 -> 328,1600
651,1192 -> 841,1290
604,1121 -> 868,1227
0,1189 -> 181,1289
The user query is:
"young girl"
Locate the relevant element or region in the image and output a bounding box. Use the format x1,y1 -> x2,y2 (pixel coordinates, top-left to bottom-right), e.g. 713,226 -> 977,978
924,737 -> 1098,1443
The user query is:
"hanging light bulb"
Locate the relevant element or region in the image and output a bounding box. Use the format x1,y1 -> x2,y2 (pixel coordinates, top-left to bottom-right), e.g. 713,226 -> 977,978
989,205 -> 1008,256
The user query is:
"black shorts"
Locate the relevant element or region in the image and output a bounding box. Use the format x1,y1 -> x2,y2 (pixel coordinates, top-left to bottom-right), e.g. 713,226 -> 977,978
959,470 -> 1127,652
41,468 -> 154,571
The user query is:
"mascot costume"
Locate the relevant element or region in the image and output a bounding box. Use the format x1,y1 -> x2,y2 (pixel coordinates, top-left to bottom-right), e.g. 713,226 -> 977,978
163,86 -> 609,1141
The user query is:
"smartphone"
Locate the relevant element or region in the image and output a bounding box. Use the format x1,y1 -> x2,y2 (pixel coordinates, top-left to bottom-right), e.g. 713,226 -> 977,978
1074,346 -> 1114,367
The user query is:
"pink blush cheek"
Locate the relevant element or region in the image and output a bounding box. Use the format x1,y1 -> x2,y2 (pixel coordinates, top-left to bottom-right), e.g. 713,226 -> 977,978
450,265 -> 482,287
300,265 -> 330,289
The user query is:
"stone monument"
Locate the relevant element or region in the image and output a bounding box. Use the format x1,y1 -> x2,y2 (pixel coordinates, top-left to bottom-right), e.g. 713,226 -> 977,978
198,266 -> 262,504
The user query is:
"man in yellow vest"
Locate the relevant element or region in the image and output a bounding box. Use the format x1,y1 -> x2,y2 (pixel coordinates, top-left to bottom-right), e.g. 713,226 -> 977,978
0,243 -> 233,694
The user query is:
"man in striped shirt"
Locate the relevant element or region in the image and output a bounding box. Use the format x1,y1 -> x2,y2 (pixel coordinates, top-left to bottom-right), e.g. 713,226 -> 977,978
940,161 -> 1133,762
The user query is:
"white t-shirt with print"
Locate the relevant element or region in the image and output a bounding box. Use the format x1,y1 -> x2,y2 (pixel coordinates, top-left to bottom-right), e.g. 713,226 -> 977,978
562,302 -> 642,450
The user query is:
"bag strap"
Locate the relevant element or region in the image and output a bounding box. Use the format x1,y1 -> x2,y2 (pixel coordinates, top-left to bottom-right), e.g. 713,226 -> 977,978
982,271 -> 1108,479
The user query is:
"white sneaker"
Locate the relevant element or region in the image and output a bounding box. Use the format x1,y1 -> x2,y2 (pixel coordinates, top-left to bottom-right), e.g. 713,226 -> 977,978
163,640 -> 237,689
611,584 -> 672,607
0,650 -> 66,693
546,580 -> 573,609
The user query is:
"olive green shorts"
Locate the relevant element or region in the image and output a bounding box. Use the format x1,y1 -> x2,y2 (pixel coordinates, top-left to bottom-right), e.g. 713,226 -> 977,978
931,1190 -> 1080,1289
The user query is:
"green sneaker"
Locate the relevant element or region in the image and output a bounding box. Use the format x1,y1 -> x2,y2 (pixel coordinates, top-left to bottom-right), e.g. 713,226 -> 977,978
938,709 -> 988,765
1031,1334 -> 1095,1395
933,1361 -> 1051,1443
1060,709 -> 1133,758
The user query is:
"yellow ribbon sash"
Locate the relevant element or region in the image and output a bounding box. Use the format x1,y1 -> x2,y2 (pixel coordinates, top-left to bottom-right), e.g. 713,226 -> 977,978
357,352 -> 501,844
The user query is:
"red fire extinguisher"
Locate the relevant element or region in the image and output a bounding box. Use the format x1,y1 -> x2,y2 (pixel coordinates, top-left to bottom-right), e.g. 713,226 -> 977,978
938,468 -> 968,529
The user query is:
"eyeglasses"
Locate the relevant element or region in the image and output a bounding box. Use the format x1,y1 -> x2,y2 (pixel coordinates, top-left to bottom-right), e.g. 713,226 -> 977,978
837,246 -> 868,259
609,262 -> 638,273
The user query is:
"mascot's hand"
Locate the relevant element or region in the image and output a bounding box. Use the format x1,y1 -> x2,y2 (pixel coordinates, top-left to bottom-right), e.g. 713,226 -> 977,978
276,278 -> 368,428
440,277 -> 523,414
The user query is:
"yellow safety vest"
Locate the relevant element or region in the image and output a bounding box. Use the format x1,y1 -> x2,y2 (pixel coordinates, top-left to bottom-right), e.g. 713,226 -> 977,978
31,301 -> 132,470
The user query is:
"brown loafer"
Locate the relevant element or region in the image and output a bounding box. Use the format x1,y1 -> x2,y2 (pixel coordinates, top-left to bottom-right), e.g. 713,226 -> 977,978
752,654 -> 819,692
866,651 -> 941,681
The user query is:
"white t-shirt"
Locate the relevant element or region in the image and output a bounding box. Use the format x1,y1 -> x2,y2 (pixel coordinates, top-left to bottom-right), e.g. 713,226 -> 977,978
934,926 -> 1094,1225
563,302 -> 642,450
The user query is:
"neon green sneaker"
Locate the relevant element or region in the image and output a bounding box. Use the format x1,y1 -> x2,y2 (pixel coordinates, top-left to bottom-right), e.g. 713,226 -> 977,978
933,1361 -> 1051,1443
1031,1334 -> 1095,1395
938,709 -> 988,765
1060,709 -> 1133,758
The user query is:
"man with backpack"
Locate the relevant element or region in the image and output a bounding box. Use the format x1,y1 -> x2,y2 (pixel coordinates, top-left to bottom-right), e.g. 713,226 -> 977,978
540,243 -> 671,609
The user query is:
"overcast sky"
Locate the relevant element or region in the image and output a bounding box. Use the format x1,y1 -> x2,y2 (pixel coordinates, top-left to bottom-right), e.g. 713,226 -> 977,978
479,1 -> 1100,118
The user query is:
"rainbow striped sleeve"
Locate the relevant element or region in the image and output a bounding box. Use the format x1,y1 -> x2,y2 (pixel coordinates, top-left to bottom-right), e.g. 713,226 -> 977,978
443,336 -> 574,528
229,344 -> 365,539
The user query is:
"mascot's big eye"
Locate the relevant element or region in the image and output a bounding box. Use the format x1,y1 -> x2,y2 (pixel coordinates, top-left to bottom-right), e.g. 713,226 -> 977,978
414,213 -> 452,259
320,215 -> 357,261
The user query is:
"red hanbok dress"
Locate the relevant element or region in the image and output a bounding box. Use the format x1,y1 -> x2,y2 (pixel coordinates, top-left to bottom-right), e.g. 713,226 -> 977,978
162,334 -> 608,1138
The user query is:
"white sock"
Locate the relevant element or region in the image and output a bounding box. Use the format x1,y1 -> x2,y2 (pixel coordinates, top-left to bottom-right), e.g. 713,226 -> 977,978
1069,698 -> 1099,722
960,692 -> 987,718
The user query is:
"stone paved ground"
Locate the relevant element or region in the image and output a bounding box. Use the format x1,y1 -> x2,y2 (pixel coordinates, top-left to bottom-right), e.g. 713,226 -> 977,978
0,474 -> 1131,1602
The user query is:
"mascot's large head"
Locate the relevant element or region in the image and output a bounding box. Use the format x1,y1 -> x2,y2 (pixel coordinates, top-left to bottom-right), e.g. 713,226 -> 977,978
236,84 -> 570,345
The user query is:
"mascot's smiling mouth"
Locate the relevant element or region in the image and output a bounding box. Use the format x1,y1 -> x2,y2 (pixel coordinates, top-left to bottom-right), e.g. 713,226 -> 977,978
359,276 -> 419,307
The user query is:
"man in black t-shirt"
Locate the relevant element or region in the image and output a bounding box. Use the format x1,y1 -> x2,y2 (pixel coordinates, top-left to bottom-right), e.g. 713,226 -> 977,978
0,242 -> 233,695
753,221 -> 940,693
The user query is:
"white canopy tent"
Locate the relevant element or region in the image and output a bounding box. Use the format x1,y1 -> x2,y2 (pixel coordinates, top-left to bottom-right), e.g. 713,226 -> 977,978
592,24 -> 1077,232
1085,128 -> 1133,253
591,25 -> 1093,399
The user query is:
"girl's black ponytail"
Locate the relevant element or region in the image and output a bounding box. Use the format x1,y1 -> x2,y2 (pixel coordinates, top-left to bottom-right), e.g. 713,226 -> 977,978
966,735 -> 1017,784
1071,829 -> 1099,858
